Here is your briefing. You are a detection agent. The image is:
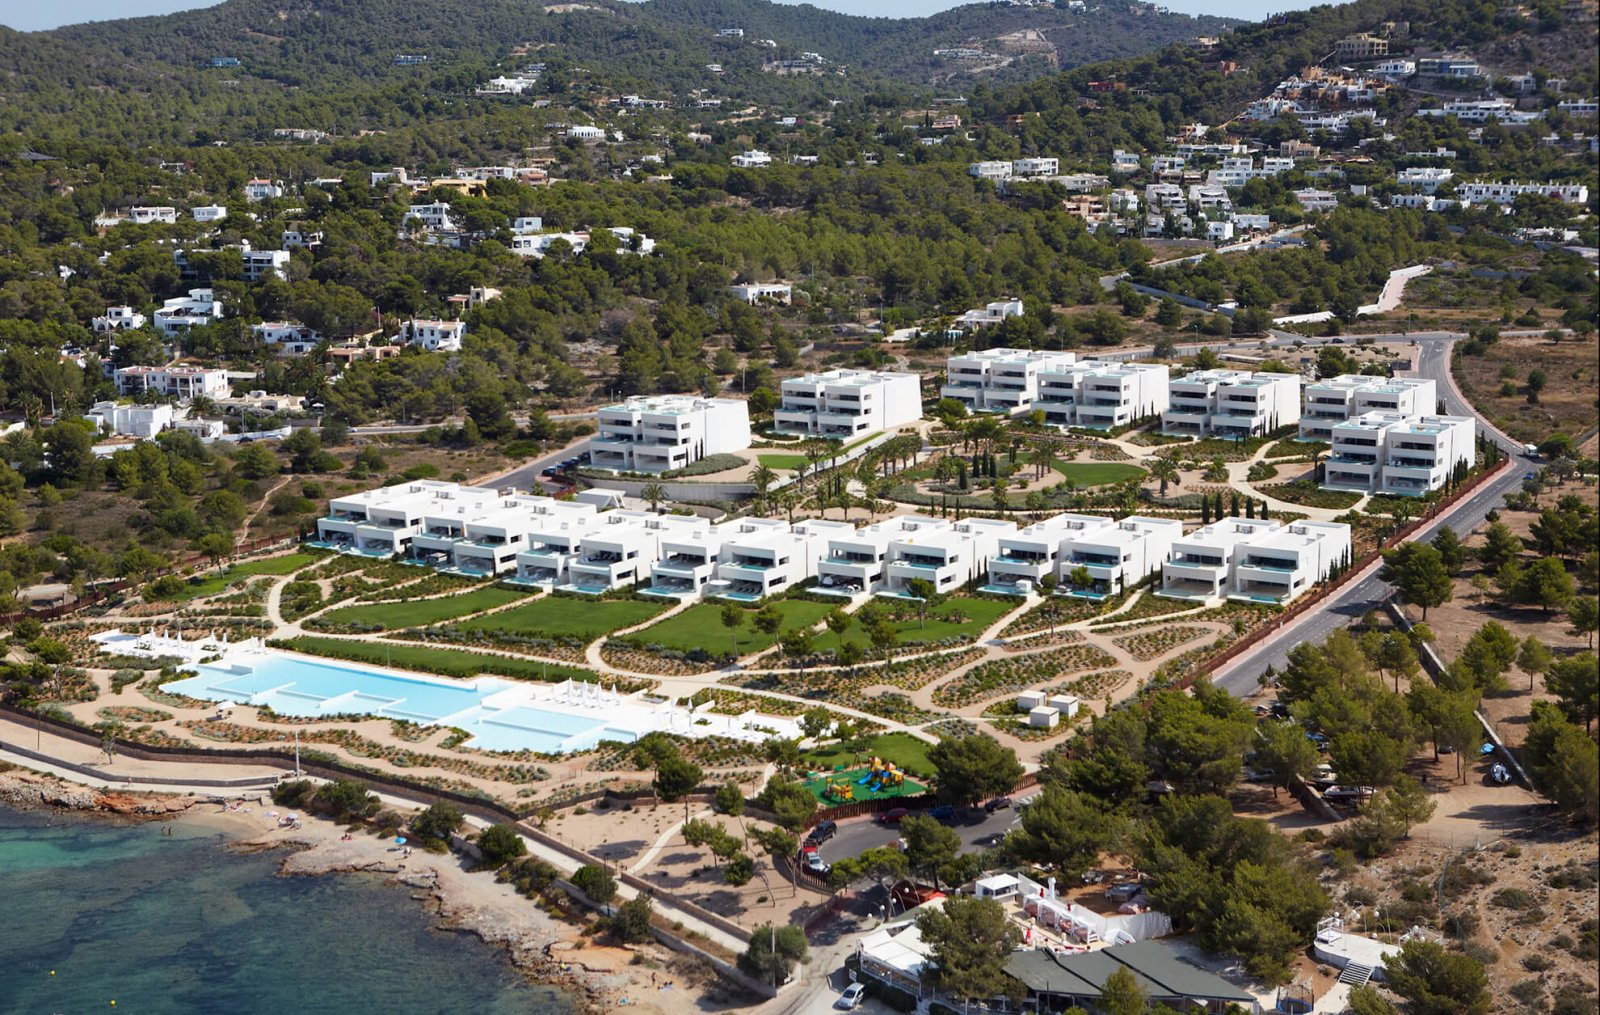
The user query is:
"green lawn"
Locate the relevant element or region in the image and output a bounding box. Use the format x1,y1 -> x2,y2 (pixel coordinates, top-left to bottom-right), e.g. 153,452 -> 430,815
276,636 -> 592,683
178,552 -> 321,601
757,452 -> 811,471
809,596 -> 1017,653
627,599 -> 833,656
459,596 -> 669,642
1052,461 -> 1147,487
316,586 -> 529,630
799,732 -> 937,782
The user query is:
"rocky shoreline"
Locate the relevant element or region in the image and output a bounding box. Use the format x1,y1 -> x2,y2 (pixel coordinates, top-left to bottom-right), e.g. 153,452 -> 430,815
0,769 -> 200,817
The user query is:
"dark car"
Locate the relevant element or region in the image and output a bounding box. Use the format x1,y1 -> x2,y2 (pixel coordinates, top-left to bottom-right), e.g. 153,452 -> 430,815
879,807 -> 910,825
983,796 -> 1013,814
806,820 -> 837,845
540,467 -> 558,477
928,804 -> 957,823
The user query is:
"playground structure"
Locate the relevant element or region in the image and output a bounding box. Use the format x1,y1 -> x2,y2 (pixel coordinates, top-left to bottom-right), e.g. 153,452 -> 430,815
823,778 -> 855,803
860,756 -> 905,793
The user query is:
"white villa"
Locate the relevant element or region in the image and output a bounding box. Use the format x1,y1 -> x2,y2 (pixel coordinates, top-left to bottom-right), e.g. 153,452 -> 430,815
1299,375 -> 1436,441
729,282 -> 793,304
948,352 -> 1171,428
113,365 -> 230,401
1161,519 -> 1282,603
1229,521 -> 1352,604
86,401 -> 175,438
981,513 -> 1104,595
252,322 -> 323,356
955,299 -> 1025,330
941,347 -> 1077,415
1162,370 -> 1300,438
399,319 -> 467,352
591,395 -> 751,473
882,517 -> 1015,597
1324,412 -> 1476,496
153,289 -> 225,337
774,369 -> 922,439
1059,515 -> 1184,598
93,306 -> 147,333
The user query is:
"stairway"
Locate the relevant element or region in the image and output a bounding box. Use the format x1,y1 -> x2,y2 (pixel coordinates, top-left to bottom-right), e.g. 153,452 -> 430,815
1339,962 -> 1375,988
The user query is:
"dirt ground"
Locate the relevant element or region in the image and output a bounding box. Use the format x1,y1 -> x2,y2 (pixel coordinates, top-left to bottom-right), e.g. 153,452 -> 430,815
1452,332 -> 1600,446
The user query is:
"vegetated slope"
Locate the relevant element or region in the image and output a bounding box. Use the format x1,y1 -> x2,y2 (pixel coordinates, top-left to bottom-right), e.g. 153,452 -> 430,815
974,0 -> 1599,153
0,0 -> 1237,142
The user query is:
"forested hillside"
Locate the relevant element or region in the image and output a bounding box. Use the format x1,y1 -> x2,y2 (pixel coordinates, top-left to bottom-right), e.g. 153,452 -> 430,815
0,0 -> 1235,144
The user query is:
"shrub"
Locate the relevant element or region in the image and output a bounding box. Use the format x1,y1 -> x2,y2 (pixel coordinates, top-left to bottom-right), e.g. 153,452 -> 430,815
724,853 -> 756,886
1521,953 -> 1554,972
1508,979 -> 1544,1005
271,779 -> 317,809
476,824 -> 526,868
571,863 -> 618,906
608,894 -> 654,944
411,802 -> 464,843
1490,887 -> 1537,910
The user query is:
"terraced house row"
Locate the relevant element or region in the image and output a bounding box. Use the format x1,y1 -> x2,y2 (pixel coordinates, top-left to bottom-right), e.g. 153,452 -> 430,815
311,482 -> 1351,607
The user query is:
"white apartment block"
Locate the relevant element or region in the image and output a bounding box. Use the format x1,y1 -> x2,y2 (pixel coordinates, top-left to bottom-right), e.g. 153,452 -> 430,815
591,395 -> 751,473
813,515 -> 946,599
982,513 -> 1104,595
1058,515 -> 1183,598
153,289 -> 225,336
508,503 -> 609,587
93,306 -> 146,333
712,518 -> 851,601
955,300 -> 1025,330
1324,412 -> 1476,496
114,365 -> 231,400
399,319 -> 467,352
1455,181 -> 1589,206
1228,521 -> 1351,605
319,482 -> 511,560
969,161 -> 1014,181
86,401 -> 174,438
774,369 -> 922,439
1161,518 -> 1283,602
566,125 -> 606,141
564,513 -> 670,593
1067,362 -> 1170,430
1162,370 -> 1300,438
243,248 -> 291,282
644,520 -> 726,598
941,347 -> 1075,415
1298,375 -> 1436,441
881,517 -> 1015,597
243,179 -> 284,202
1012,157 -> 1059,177
729,282 -> 792,304
252,322 -> 323,356
1294,189 -> 1339,213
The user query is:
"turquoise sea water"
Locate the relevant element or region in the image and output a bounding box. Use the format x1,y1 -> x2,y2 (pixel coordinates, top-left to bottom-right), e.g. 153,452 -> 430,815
0,806 -> 577,1014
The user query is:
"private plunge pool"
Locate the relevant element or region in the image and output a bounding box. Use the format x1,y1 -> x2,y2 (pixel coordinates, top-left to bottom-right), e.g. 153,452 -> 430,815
163,650 -> 800,754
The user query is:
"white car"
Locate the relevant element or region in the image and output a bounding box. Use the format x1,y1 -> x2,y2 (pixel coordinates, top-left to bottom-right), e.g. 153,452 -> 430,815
836,982 -> 866,1009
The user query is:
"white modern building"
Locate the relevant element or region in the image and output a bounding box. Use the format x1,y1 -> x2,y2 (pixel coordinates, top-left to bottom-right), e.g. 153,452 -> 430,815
86,400 -> 175,438
729,282 -> 792,304
591,395 -> 752,473
508,502 -> 607,587
566,125 -> 606,141
881,517 -> 1015,597
1067,361 -> 1170,430
731,149 -> 773,168
129,206 -> 177,225
1455,181 -> 1589,206
192,205 -> 228,223
812,516 -> 937,599
955,299 -> 1025,330
982,513 -> 1105,595
399,319 -> 467,352
93,306 -> 147,333
1228,521 -> 1351,605
244,179 -> 284,202
404,202 -> 458,230
113,365 -> 231,400
252,322 -> 323,356
941,347 -> 1074,414
1324,412 -> 1476,496
774,369 -> 922,439
712,518 -> 838,601
1298,376 -> 1436,441
1160,518 -> 1285,602
153,289 -> 225,337
645,522 -> 726,598
1059,515 -> 1183,598
1162,370 -> 1300,438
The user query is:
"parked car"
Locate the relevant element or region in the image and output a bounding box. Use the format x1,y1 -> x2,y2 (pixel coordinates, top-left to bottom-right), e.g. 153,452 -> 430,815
540,467 -> 558,477
928,804 -> 957,823
1243,767 -> 1273,783
804,854 -> 832,877
806,820 -> 838,845
1323,785 -> 1375,801
836,983 -> 866,1010
1106,881 -> 1144,903
879,807 -> 910,825
983,796 -> 1013,813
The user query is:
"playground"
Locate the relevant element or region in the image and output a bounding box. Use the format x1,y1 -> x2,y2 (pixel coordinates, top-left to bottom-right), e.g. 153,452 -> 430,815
804,756 -> 927,804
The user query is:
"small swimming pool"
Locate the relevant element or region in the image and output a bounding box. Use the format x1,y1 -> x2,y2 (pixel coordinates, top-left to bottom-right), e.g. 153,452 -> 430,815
164,654 -> 638,754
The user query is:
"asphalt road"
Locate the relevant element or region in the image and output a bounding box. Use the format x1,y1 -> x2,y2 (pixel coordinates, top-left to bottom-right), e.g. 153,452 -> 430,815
1210,331 -> 1529,696
809,788 -> 1043,870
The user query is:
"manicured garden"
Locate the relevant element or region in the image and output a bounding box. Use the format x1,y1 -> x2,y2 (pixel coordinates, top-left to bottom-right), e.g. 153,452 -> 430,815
1050,461 -> 1146,487
809,596 -> 1018,653
179,552 -> 321,600
798,731 -> 936,782
457,596 -> 668,643
315,585 -> 529,630
1261,480 -> 1363,509
274,636 -> 601,684
625,599 -> 833,656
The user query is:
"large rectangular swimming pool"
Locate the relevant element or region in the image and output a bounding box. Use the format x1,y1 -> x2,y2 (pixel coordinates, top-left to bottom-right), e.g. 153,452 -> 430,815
164,654 -> 638,754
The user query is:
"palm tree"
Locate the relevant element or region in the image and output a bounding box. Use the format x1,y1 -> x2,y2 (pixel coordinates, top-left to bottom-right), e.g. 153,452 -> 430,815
1149,457 -> 1181,497
1027,446 -> 1054,479
641,482 -> 666,514
750,464 -> 777,514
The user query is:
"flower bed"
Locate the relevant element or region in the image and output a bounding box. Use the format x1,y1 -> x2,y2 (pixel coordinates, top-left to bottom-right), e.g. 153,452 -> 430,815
726,648 -> 985,704
1000,595 -> 1119,637
588,734 -> 769,773
1001,629 -> 1086,652
1261,480 -> 1362,509
406,629 -> 591,664
1263,437 -> 1325,461
857,692 -> 946,726
1088,444 -> 1133,462
599,643 -> 714,676
1111,625 -> 1211,661
680,688 -> 811,718
96,706 -> 172,724
931,644 -> 1119,708
1088,593 -> 1200,628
